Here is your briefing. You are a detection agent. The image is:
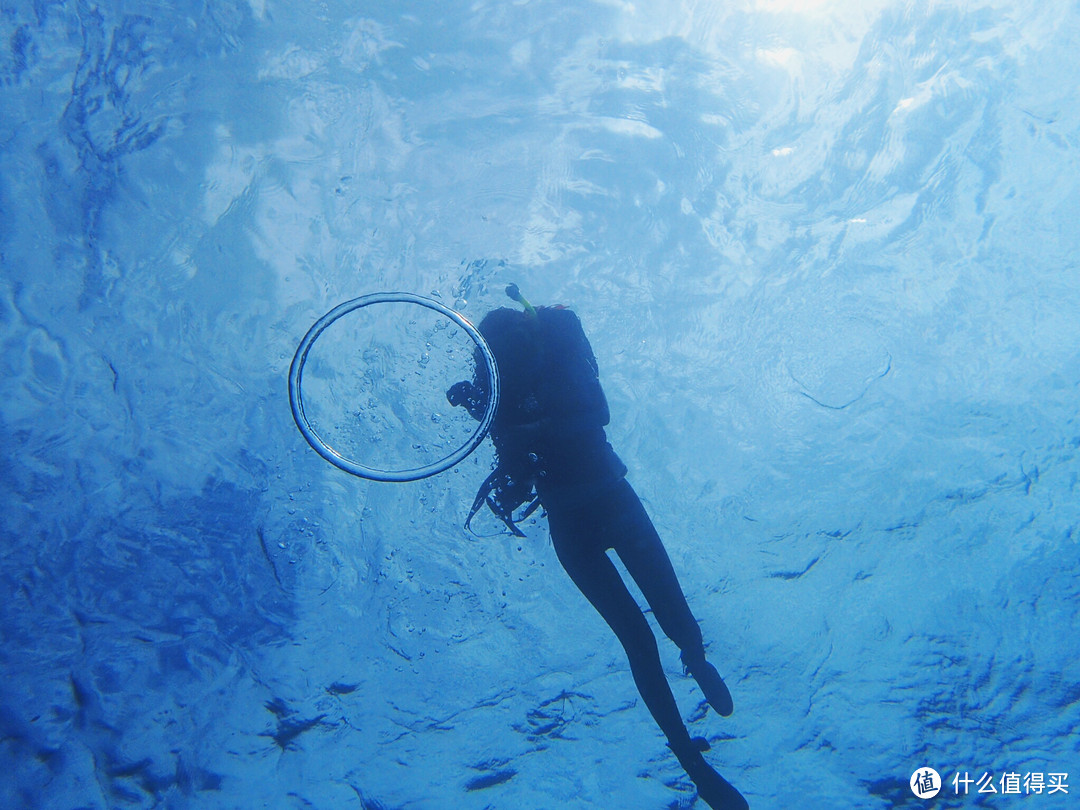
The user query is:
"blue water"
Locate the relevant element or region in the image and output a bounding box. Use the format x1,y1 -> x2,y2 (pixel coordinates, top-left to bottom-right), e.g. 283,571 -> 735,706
2,1 -> 1078,807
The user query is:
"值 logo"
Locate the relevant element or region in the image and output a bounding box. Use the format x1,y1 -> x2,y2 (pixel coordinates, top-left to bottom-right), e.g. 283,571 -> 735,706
911,767 -> 942,798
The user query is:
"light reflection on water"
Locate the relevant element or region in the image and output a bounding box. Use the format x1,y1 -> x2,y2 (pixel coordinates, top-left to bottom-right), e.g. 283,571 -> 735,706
2,1 -> 1078,807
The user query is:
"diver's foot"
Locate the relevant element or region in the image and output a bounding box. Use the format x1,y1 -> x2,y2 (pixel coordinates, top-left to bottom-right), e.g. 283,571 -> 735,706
686,758 -> 750,810
682,652 -> 734,717
669,744 -> 749,810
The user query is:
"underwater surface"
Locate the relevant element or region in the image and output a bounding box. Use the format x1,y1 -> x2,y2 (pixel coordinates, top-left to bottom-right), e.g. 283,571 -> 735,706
2,0 -> 1078,807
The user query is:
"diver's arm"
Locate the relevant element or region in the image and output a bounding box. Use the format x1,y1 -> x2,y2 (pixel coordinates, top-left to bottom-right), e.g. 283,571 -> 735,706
446,380 -> 488,421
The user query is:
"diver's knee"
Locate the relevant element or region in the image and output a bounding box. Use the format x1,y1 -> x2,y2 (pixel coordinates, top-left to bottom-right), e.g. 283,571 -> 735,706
614,618 -> 659,656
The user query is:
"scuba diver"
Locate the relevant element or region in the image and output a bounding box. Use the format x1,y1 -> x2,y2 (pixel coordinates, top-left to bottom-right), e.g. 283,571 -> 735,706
447,285 -> 749,810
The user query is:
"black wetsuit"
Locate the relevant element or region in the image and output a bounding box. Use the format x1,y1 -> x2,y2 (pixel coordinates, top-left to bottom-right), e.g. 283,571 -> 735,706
456,306 -> 747,810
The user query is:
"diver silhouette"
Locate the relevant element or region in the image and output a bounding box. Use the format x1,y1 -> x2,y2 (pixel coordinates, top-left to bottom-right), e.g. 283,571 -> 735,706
447,286 -> 749,810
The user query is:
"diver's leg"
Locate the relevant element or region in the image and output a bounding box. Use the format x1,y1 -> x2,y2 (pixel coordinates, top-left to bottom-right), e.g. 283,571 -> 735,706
614,496 -> 702,652
549,521 -> 697,751
669,738 -> 751,810
551,505 -> 749,810
612,481 -> 734,717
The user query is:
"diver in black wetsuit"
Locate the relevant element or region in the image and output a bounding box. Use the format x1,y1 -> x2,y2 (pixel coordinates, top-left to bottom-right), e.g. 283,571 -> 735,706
448,286 -> 749,810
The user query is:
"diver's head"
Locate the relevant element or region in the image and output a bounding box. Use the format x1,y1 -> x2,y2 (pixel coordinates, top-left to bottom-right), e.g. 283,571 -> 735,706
476,306 -> 545,413
478,307 -> 540,372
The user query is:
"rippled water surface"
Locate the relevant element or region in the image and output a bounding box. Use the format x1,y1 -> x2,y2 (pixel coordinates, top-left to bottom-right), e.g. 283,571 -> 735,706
2,1 -> 1078,807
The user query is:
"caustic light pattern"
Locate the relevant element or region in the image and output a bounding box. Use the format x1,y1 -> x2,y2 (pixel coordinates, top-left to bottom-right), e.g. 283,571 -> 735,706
2,0 -> 1079,808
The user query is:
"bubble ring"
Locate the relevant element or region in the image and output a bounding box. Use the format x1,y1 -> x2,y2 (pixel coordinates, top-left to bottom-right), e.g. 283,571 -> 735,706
289,292 -> 498,482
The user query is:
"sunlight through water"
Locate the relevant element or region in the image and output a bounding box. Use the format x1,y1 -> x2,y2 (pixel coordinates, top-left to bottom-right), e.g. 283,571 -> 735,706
2,0 -> 1078,808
